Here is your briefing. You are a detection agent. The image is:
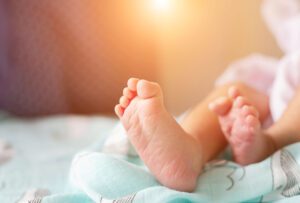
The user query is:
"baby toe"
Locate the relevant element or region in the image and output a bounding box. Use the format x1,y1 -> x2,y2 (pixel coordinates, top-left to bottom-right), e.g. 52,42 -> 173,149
246,115 -> 261,135
209,96 -> 231,116
123,87 -> 135,99
115,104 -> 124,118
242,105 -> 259,118
234,96 -> 250,108
245,115 -> 260,128
137,80 -> 162,99
127,78 -> 139,91
228,86 -> 241,99
119,96 -> 130,108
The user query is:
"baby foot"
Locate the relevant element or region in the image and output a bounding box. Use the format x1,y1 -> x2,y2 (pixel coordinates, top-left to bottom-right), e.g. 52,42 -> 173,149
115,78 -> 203,191
209,87 -> 272,165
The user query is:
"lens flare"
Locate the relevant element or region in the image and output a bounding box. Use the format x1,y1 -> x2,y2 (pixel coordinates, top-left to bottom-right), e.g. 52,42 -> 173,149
153,0 -> 171,12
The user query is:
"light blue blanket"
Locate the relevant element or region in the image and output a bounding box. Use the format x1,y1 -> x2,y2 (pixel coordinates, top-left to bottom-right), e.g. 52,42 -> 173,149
1,113 -> 300,203
0,114 -> 116,203
51,145 -> 300,203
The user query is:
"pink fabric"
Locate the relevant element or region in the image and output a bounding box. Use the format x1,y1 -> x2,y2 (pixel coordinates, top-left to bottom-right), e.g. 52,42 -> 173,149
262,0 -> 300,54
270,52 -> 300,121
215,54 -> 279,96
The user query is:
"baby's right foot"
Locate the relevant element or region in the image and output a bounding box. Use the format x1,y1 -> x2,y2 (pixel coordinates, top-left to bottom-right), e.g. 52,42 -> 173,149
209,87 -> 274,165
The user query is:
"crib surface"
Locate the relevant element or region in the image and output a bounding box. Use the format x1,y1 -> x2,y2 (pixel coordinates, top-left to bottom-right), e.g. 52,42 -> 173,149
0,113 -> 116,203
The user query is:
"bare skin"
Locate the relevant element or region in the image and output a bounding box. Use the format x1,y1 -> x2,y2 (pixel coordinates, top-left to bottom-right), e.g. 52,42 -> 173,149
180,82 -> 270,163
115,76 -> 300,192
115,78 -> 270,191
209,87 -> 275,164
210,85 -> 300,165
115,78 -> 203,192
265,87 -> 300,150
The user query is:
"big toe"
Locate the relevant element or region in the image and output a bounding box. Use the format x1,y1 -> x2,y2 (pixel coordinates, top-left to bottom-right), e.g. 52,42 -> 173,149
127,78 -> 139,91
209,96 -> 232,116
246,115 -> 260,128
233,96 -> 250,108
137,80 -> 162,99
228,86 -> 241,99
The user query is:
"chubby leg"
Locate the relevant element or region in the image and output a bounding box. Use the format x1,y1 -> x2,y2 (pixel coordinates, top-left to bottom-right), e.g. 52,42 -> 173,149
266,87 -> 300,150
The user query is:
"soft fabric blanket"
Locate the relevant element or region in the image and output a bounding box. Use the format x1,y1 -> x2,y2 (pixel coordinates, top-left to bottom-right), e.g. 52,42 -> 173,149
1,114 -> 300,203
0,113 -> 116,203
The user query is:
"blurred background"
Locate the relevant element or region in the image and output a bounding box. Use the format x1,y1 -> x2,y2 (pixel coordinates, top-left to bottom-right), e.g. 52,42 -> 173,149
0,0 -> 282,116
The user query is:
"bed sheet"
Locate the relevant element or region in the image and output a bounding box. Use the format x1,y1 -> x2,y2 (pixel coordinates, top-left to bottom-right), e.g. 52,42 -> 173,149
0,113 -> 116,203
1,113 -> 300,203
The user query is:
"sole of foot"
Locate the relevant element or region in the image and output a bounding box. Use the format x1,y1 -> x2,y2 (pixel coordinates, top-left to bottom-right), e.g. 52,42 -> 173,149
209,86 -> 270,165
115,78 -> 204,191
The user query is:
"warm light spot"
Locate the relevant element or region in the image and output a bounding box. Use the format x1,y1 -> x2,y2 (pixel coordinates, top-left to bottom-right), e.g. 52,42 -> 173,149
153,0 -> 171,12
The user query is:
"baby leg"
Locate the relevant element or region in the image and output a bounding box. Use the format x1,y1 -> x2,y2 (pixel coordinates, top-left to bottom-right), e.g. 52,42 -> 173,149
267,87 -> 300,149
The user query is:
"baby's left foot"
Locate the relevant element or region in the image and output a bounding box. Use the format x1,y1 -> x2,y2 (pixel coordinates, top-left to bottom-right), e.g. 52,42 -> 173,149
209,87 -> 274,165
114,78 -> 204,191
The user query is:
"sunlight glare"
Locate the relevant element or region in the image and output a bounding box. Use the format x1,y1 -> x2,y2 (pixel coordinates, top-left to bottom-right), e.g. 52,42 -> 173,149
153,0 -> 171,12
